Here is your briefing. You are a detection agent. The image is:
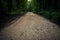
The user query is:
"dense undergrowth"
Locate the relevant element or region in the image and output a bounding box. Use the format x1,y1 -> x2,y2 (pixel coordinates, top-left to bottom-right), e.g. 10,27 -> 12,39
35,10 -> 60,26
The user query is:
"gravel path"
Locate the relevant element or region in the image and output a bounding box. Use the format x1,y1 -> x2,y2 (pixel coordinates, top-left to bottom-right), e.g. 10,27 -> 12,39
0,12 -> 60,40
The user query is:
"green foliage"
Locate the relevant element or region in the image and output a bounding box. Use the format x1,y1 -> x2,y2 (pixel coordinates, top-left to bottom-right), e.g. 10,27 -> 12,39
37,10 -> 60,24
1,0 -> 27,14
1,0 -> 60,25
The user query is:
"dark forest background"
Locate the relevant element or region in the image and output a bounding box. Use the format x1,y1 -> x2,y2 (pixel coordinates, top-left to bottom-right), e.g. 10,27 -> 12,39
0,0 -> 60,29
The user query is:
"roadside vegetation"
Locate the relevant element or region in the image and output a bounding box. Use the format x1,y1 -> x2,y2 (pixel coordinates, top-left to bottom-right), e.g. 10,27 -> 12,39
0,0 -> 60,29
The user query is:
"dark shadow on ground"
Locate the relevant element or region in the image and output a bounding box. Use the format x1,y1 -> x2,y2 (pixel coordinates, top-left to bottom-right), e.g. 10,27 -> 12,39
0,12 -> 26,30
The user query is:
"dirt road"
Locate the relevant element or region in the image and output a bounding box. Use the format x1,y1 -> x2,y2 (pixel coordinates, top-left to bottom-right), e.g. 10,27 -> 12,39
0,12 -> 60,40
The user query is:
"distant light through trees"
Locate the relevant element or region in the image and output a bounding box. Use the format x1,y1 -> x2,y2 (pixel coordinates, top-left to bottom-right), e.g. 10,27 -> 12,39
28,0 -> 32,2
27,0 -> 32,10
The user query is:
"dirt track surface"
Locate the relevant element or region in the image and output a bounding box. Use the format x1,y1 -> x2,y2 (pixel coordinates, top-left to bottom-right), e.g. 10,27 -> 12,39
0,12 -> 60,40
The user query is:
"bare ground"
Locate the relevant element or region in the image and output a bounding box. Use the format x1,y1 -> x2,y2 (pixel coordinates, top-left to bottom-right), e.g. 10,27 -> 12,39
0,12 -> 60,40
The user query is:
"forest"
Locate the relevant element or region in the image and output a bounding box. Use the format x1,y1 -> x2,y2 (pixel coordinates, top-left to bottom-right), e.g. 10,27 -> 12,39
0,0 -> 60,28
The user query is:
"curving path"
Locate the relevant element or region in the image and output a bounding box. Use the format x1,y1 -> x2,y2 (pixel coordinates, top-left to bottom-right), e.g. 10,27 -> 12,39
0,12 -> 60,40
